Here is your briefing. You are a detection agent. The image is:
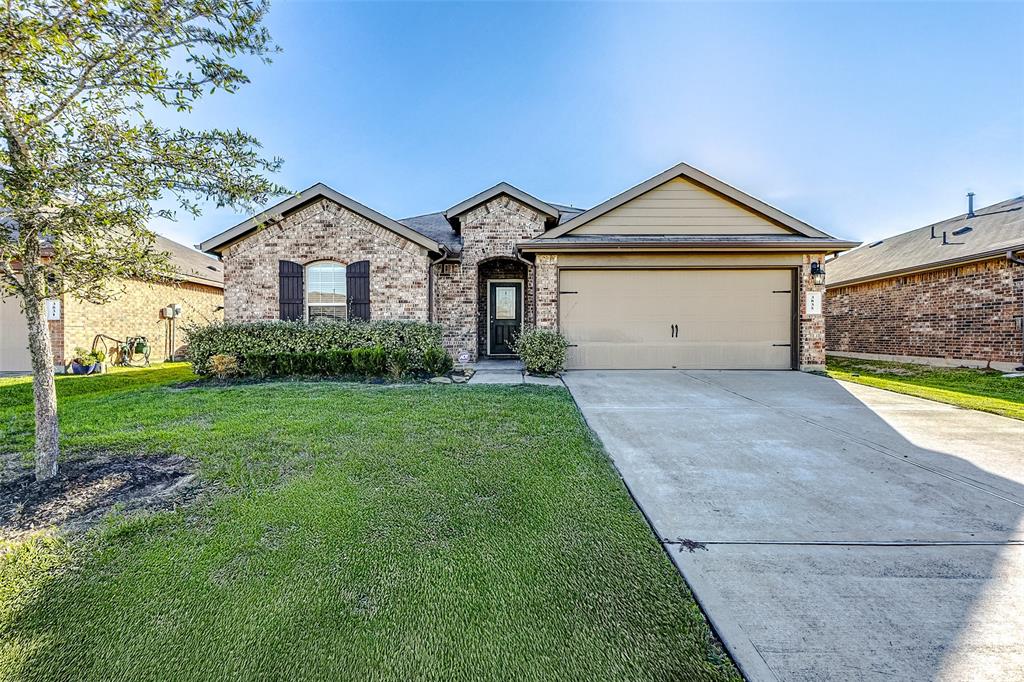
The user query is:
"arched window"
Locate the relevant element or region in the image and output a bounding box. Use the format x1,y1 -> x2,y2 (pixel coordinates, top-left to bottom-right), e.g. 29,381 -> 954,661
306,261 -> 347,321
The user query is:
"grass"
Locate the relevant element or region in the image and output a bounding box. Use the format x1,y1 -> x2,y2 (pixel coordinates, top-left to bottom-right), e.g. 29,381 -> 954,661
826,355 -> 1024,420
0,365 -> 738,681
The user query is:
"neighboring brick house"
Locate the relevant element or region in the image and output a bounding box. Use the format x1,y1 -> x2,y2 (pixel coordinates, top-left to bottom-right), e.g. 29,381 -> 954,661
0,235 -> 224,373
200,161 -> 856,370
826,195 -> 1024,371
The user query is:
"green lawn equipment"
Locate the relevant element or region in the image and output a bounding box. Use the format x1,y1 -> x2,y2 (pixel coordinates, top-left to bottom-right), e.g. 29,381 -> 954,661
92,334 -> 151,367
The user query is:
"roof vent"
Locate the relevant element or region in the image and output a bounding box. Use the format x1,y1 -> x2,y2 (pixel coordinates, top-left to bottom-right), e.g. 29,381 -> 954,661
930,225 -> 937,239
207,264 -> 219,271
868,240 -> 884,248
952,226 -> 973,236
967,192 -> 976,218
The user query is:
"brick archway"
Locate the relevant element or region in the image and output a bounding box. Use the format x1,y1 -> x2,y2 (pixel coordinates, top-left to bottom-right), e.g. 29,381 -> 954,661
477,257 -> 532,357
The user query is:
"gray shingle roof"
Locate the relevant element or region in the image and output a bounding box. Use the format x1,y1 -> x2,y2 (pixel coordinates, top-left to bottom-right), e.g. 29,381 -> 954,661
155,234 -> 224,288
398,202 -> 586,255
396,213 -> 462,252
826,196 -> 1024,287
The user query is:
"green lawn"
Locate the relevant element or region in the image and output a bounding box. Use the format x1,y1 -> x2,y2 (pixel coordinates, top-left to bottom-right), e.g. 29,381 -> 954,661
0,366 -> 737,681
826,355 -> 1024,420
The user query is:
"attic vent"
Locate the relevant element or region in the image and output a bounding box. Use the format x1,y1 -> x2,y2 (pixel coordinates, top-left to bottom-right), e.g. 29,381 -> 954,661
952,226 -> 973,236
868,240 -> 884,248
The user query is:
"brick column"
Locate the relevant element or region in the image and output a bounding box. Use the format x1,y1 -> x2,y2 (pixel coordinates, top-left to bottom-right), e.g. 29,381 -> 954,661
534,255 -> 559,330
799,254 -> 826,371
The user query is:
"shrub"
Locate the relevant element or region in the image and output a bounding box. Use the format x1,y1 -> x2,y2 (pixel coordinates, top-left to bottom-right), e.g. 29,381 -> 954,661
243,353 -> 276,378
210,354 -> 239,381
513,327 -> 569,375
387,348 -> 410,380
325,349 -> 352,375
422,345 -> 453,376
185,320 -> 443,375
351,346 -> 387,377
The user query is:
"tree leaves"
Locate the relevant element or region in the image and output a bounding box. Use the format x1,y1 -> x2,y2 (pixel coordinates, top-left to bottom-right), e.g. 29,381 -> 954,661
0,0 -> 288,301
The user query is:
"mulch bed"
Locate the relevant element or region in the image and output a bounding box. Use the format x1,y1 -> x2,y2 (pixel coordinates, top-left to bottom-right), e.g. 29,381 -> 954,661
1,454 -> 198,539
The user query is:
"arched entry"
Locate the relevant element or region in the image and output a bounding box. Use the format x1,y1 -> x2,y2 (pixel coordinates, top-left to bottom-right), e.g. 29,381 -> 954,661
477,257 -> 531,357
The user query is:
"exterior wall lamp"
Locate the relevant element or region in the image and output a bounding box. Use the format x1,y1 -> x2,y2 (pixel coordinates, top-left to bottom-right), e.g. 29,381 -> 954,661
810,261 -> 826,286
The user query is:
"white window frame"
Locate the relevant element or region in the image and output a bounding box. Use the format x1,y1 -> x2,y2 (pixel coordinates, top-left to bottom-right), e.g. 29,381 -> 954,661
305,261 -> 347,322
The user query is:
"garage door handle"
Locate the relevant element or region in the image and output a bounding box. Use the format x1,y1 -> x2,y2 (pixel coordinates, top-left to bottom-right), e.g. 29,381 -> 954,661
773,343 -> 791,347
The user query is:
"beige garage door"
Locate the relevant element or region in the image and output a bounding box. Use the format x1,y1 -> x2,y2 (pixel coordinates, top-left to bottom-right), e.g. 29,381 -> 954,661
1,296 -> 32,373
560,269 -> 794,370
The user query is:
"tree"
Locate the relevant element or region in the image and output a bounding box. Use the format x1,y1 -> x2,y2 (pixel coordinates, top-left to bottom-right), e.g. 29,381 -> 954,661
0,0 -> 287,481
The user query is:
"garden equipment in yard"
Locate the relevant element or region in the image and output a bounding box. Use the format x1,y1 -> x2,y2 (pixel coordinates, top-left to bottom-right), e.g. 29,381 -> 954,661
91,334 -> 151,367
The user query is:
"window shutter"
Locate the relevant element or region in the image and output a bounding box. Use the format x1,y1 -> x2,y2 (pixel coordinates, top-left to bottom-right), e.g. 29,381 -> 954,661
279,260 -> 304,321
346,260 -> 370,321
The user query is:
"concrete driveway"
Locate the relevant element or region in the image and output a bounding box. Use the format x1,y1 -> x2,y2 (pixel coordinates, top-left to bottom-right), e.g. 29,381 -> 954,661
563,370 -> 1024,682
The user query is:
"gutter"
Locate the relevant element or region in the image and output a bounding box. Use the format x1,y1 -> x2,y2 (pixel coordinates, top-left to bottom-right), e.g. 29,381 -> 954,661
427,245 -> 454,323
1007,250 -> 1024,371
517,239 -> 859,254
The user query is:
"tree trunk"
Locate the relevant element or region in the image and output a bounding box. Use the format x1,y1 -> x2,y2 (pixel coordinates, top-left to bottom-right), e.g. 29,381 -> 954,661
23,291 -> 60,481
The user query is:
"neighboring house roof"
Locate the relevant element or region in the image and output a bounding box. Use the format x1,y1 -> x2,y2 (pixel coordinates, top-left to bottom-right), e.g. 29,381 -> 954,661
443,182 -> 561,232
541,161 -> 834,240
826,196 -> 1024,288
4,217 -> 223,289
156,234 -> 224,288
199,183 -> 442,256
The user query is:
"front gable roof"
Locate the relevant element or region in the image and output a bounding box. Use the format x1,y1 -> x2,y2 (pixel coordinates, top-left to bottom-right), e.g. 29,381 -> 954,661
444,182 -> 560,232
541,161 -> 833,240
199,183 -> 442,256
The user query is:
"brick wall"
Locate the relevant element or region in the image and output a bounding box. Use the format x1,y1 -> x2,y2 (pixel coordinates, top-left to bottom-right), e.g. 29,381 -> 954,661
58,279 -> 223,365
825,257 -> 1024,366
433,195 -> 547,361
535,254 -> 559,330
221,199 -> 430,323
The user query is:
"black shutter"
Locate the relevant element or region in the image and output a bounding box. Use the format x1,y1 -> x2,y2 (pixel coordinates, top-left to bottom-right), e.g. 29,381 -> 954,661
347,260 -> 370,321
279,260 -> 304,321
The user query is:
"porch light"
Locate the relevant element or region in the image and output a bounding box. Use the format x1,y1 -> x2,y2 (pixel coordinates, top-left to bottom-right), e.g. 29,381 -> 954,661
810,261 -> 826,286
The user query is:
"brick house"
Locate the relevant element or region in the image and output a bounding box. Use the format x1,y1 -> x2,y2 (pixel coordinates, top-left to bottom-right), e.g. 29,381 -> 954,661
200,161 -> 856,370
826,195 -> 1024,371
0,235 -> 224,373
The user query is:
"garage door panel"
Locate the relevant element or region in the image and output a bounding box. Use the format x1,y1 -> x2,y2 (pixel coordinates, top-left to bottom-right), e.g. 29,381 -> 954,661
1,296 -> 32,372
560,269 -> 793,370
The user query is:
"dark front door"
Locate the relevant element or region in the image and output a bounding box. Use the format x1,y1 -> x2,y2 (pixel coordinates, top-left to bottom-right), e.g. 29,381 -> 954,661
488,281 -> 522,355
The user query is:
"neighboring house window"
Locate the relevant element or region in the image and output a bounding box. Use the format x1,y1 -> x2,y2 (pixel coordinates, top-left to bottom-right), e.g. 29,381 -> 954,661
306,261 -> 347,321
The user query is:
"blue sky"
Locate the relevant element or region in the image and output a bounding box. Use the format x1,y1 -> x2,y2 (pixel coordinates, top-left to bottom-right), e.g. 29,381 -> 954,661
152,1 -> 1024,249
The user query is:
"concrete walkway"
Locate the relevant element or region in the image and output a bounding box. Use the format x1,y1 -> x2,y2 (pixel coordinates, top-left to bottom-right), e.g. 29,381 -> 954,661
466,359 -> 563,386
563,370 -> 1024,682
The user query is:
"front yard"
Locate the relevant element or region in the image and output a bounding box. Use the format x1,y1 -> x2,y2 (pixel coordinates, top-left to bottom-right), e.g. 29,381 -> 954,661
827,355 -> 1024,420
0,366 -> 737,681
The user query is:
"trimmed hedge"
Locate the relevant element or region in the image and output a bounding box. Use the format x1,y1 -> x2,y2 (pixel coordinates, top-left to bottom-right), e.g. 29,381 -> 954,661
185,320 -> 447,375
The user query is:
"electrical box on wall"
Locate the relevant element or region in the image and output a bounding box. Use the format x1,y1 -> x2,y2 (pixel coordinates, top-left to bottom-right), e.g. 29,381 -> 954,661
160,304 -> 183,319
